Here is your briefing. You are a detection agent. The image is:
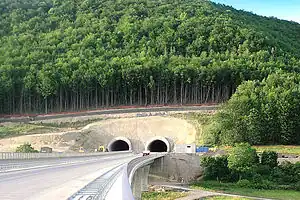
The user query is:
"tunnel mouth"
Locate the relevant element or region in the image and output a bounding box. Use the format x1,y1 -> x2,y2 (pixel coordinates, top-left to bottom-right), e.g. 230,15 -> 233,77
147,140 -> 168,152
109,140 -> 129,151
107,137 -> 132,152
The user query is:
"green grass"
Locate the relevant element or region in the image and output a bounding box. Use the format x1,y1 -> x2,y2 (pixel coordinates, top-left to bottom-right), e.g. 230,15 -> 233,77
0,118 -> 103,139
203,196 -> 249,200
220,145 -> 300,155
253,145 -> 300,155
191,181 -> 300,200
0,123 -> 58,138
39,118 -> 103,129
142,191 -> 187,200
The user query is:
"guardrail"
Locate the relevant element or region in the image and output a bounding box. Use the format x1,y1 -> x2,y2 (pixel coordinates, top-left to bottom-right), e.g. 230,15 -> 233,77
0,151 -> 132,160
0,152 -> 134,173
127,153 -> 166,185
68,164 -> 126,200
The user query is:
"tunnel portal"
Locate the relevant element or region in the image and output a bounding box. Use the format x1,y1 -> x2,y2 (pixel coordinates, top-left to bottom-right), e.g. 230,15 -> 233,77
108,140 -> 129,151
147,140 -> 168,152
107,137 -> 132,152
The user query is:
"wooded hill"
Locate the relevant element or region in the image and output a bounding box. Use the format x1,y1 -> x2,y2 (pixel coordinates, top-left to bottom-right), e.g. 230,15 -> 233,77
1,0 -> 300,114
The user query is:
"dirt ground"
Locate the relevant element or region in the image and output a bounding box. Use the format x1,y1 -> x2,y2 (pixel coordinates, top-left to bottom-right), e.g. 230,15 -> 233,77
0,116 -> 197,152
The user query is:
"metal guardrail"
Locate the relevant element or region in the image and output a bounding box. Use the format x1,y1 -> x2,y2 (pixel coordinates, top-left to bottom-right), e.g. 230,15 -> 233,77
68,164 -> 126,200
0,151 -> 131,160
0,152 -> 133,172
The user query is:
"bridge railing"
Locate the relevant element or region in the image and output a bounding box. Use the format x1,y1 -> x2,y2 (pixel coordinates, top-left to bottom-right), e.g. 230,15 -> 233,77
0,151 -> 132,160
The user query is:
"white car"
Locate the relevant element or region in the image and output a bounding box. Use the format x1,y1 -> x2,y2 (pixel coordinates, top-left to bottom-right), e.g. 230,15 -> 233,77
142,150 -> 150,156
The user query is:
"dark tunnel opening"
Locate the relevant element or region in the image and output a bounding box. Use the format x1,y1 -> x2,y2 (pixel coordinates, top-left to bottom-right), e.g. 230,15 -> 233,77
147,140 -> 168,152
109,140 -> 130,151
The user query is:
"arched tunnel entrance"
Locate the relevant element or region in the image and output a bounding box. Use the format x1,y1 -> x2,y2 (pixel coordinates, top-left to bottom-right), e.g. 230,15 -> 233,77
147,140 -> 167,152
107,137 -> 132,152
145,137 -> 171,152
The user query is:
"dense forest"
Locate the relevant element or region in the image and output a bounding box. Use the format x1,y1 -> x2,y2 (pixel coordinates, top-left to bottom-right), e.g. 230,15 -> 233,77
1,0 -> 300,114
211,72 -> 300,145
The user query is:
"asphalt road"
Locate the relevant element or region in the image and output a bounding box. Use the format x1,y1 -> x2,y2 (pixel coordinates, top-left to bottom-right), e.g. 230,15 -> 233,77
0,154 -> 137,200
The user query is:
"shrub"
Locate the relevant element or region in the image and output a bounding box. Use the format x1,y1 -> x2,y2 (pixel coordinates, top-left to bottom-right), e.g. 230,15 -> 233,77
16,143 -> 39,153
295,181 -> 300,191
255,164 -> 271,176
261,151 -> 278,168
255,180 -> 274,190
228,143 -> 259,179
237,179 -> 251,188
200,155 -> 230,181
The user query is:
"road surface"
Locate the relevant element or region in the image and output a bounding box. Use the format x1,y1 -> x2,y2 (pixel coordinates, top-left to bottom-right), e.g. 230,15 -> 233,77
0,154 -> 137,200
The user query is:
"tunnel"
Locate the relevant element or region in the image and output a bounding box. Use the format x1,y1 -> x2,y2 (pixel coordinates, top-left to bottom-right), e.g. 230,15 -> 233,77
145,136 -> 171,152
107,137 -> 132,152
147,140 -> 168,152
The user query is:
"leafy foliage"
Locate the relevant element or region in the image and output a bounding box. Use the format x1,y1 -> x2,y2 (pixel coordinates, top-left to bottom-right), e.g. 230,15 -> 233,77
227,143 -> 259,178
200,155 -> 230,181
261,151 -> 278,168
15,143 -> 39,153
0,0 -> 300,114
212,72 -> 300,145
200,143 -> 300,192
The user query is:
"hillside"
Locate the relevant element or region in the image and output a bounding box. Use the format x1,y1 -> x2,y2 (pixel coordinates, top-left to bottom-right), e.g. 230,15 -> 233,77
1,0 -> 300,114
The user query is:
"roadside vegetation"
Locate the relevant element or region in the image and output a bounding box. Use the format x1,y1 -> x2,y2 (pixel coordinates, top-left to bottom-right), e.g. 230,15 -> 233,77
193,181 -> 300,200
192,143 -> 300,200
142,191 -> 187,200
15,143 -> 39,153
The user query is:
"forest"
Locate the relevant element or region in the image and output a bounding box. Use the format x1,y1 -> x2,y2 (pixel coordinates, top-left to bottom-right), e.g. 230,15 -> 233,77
1,0 -> 300,114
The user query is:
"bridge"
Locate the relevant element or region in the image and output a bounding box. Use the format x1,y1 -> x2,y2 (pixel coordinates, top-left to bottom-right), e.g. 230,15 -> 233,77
0,151 -> 180,200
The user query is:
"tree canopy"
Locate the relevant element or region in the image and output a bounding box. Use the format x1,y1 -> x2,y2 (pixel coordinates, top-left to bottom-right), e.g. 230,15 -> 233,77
1,0 -> 300,114
212,72 -> 300,145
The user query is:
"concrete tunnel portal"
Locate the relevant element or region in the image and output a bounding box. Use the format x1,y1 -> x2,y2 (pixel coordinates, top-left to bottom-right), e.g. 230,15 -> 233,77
107,137 -> 132,152
145,136 -> 171,152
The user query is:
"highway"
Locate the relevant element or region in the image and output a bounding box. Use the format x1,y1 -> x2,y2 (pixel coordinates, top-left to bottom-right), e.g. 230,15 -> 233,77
0,154 -> 137,200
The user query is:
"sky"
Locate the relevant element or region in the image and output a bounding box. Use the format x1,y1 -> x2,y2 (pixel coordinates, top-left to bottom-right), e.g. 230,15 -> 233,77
211,0 -> 300,23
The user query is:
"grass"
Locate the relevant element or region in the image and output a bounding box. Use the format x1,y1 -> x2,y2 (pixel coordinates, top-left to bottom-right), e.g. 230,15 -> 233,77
0,123 -> 59,138
39,118 -> 103,129
0,118 -> 103,139
220,145 -> 300,155
191,181 -> 300,200
142,191 -> 188,200
253,145 -> 300,155
203,196 -> 249,200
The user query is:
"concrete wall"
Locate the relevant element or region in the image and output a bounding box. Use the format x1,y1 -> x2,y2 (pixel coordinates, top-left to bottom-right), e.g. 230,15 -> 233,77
148,153 -> 202,183
174,144 -> 196,153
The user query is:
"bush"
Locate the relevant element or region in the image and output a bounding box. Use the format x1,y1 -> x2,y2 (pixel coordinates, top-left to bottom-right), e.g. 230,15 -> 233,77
294,181 -> 300,191
261,151 -> 278,168
255,180 -> 274,190
200,155 -> 230,181
237,179 -> 251,188
16,143 -> 38,153
255,164 -> 271,176
228,143 -> 259,179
